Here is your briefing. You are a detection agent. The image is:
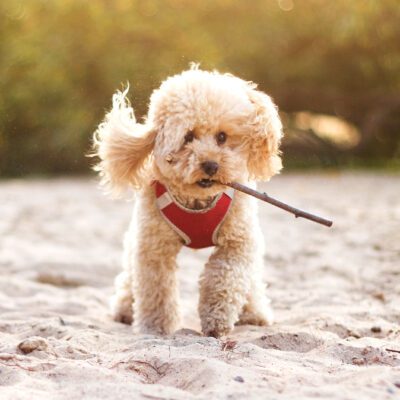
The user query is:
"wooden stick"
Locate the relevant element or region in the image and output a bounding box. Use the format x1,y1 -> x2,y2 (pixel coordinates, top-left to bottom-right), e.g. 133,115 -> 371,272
386,348 -> 400,354
224,181 -> 333,228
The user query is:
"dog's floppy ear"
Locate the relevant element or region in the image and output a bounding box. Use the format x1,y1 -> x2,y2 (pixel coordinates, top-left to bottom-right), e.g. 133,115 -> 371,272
245,85 -> 283,181
92,89 -> 156,195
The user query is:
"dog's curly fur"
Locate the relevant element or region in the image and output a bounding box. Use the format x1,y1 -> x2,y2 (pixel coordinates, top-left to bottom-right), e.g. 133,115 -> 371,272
93,67 -> 283,338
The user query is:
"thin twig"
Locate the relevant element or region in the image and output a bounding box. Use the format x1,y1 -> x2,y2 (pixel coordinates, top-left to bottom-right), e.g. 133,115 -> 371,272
386,348 -> 400,354
224,181 -> 333,228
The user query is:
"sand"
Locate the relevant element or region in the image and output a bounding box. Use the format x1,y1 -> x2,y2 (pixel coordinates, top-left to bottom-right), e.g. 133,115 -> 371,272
0,172 -> 399,399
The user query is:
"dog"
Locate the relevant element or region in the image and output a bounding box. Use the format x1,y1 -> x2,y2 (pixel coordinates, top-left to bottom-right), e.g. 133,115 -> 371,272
93,66 -> 283,338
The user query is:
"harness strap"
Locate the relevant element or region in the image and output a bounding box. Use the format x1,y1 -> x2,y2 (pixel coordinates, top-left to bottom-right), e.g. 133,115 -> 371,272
154,181 -> 234,249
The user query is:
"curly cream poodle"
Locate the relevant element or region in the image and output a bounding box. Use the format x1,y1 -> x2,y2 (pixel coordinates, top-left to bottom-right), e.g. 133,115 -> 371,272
93,66 -> 283,338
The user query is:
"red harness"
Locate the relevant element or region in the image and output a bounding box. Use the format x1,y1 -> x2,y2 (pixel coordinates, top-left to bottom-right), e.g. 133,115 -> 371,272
154,181 -> 234,249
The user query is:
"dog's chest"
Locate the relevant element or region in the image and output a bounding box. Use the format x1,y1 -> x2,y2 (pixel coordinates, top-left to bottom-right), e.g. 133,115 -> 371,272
154,181 -> 234,249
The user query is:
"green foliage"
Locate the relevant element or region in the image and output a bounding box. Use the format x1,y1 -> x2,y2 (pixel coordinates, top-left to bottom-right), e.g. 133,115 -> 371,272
0,0 -> 399,176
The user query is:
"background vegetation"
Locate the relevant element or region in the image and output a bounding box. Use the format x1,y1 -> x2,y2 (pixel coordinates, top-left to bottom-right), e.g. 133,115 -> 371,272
1,0 -> 399,176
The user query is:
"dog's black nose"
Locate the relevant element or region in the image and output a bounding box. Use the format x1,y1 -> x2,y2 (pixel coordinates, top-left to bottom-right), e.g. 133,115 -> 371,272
201,161 -> 219,176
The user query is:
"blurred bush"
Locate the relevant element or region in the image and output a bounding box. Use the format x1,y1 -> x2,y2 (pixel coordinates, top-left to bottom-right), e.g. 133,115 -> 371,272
0,0 -> 399,176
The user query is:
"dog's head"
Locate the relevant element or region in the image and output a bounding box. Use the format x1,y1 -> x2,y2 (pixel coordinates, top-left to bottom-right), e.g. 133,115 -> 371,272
93,68 -> 283,197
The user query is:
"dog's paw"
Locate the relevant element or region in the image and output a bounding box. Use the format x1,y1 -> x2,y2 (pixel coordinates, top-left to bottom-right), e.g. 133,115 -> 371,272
113,311 -> 133,325
236,306 -> 274,327
203,328 -> 229,338
110,295 -> 133,325
202,318 -> 233,338
137,321 -> 178,336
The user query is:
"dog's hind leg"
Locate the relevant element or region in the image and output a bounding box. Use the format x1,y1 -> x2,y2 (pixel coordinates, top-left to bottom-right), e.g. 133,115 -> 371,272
236,260 -> 274,327
110,234 -> 135,325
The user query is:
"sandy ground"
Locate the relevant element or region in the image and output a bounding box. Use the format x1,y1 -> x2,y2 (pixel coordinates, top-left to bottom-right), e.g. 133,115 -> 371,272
0,172 -> 399,399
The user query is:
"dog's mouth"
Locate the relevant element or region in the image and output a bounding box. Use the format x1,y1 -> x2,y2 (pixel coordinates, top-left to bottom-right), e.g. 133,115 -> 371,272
196,179 -> 215,188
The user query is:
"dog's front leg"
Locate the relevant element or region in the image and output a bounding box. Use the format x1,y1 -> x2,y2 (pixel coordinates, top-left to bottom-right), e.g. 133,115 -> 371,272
199,244 -> 252,338
132,200 -> 183,335
133,236 -> 182,335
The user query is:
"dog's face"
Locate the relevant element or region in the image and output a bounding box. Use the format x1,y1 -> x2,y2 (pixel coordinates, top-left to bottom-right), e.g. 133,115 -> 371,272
148,69 -> 283,197
93,68 -> 283,197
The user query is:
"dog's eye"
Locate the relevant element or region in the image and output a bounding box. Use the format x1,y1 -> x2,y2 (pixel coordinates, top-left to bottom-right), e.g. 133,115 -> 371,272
216,131 -> 227,145
184,130 -> 195,144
